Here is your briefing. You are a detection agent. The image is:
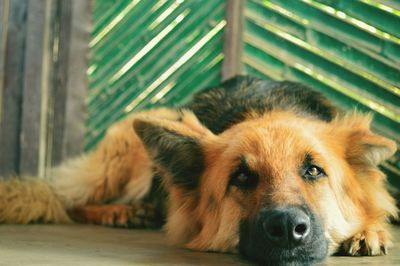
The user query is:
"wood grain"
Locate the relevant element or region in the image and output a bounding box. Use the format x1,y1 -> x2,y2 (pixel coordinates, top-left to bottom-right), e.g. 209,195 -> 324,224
0,225 -> 399,265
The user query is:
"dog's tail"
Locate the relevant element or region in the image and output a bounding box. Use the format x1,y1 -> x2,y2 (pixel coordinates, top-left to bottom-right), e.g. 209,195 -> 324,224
0,177 -> 71,224
0,153 -> 104,224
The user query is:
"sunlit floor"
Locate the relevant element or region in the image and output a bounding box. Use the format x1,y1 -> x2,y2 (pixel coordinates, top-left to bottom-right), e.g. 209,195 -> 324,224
0,225 -> 399,266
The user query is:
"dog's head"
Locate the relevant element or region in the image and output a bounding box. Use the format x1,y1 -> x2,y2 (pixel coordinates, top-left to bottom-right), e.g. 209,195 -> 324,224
134,110 -> 397,265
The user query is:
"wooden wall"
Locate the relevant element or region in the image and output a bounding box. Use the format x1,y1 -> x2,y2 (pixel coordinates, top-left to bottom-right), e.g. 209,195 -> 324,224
0,0 -> 90,177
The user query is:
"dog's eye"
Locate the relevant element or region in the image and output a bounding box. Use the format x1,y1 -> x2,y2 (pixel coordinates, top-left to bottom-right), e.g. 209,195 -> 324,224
307,166 -> 320,176
229,161 -> 258,189
229,158 -> 258,189
230,171 -> 258,189
303,165 -> 325,180
234,172 -> 250,185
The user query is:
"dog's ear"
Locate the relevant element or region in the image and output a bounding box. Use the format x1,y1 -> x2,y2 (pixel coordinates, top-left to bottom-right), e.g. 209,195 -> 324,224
133,115 -> 210,190
347,129 -> 397,166
338,114 -> 397,166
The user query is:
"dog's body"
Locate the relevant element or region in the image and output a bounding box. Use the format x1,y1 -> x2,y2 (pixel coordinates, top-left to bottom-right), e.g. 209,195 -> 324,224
0,76 -> 397,265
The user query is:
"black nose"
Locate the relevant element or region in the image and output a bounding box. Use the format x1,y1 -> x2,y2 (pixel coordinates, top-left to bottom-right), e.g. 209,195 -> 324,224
261,207 -> 311,247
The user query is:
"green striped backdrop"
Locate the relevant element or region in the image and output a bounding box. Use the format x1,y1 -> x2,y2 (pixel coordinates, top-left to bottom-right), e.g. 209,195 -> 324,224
88,0 -> 399,183
242,0 -> 399,183
87,0 -> 226,149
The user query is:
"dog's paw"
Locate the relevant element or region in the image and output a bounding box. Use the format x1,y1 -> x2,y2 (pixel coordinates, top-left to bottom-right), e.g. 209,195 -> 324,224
99,204 -> 134,227
342,227 -> 391,256
68,203 -> 161,228
124,202 -> 161,228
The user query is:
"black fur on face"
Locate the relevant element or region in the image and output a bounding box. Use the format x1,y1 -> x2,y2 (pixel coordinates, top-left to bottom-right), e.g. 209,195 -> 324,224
133,120 -> 204,189
239,204 -> 328,266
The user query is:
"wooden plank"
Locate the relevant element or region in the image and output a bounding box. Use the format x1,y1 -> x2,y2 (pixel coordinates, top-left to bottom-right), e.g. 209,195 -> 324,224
63,0 -> 90,159
222,0 -> 244,80
48,0 -> 70,167
0,0 -> 7,97
0,0 -> 27,176
50,0 -> 90,166
19,0 -> 51,176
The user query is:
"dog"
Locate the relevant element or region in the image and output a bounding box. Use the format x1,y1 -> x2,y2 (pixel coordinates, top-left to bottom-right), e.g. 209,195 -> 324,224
0,76 -> 397,265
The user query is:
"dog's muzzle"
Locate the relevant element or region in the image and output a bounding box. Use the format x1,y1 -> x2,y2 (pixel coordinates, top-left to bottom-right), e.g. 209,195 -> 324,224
239,205 -> 328,265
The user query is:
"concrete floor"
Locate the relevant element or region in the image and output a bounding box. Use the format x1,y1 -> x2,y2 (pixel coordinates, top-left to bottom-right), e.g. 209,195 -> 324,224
0,225 -> 399,266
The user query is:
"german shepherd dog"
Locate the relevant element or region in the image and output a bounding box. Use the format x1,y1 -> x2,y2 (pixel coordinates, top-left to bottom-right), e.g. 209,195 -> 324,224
0,76 -> 397,265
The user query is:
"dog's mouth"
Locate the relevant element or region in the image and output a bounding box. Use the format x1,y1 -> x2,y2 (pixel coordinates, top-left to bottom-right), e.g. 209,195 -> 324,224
238,205 -> 328,265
